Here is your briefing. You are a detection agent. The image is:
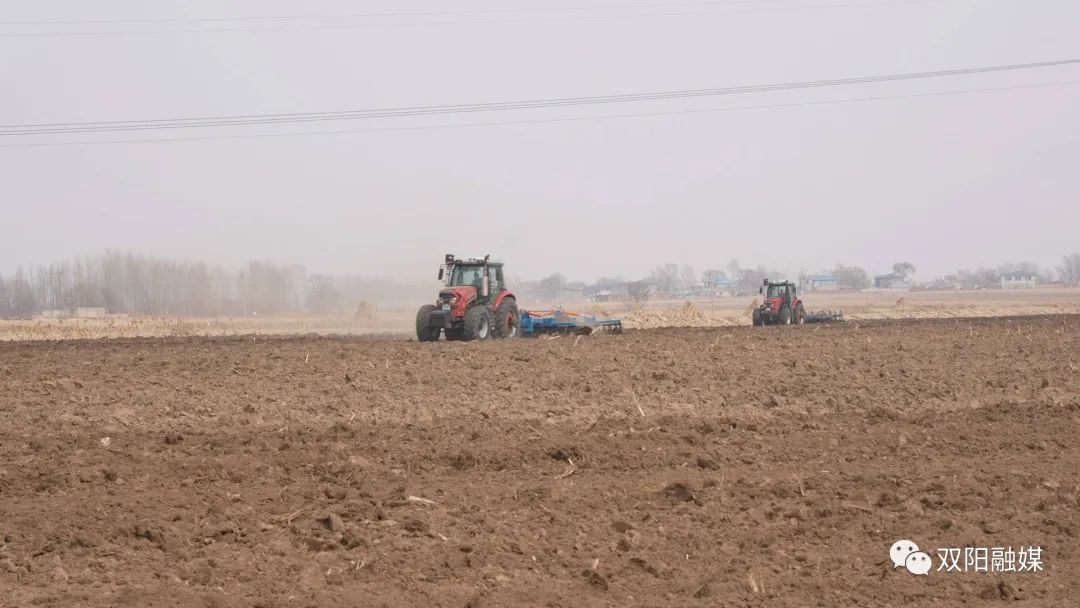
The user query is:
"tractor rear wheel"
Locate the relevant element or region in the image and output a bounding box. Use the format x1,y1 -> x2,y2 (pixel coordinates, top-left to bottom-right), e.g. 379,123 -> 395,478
463,307 -> 493,341
416,305 -> 439,342
752,309 -> 762,327
493,299 -> 519,339
795,304 -> 805,325
782,307 -> 793,325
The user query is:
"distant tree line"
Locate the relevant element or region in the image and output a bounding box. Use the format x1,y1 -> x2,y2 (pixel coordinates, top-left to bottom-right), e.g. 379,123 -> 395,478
930,258 -> 1077,290
0,252 -> 304,318
0,251 -> 431,319
520,252 -> 1080,303
4,251 -> 1077,319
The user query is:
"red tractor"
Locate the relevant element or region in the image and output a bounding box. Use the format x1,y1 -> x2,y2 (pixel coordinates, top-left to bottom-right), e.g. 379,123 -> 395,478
416,254 -> 519,342
752,280 -> 806,326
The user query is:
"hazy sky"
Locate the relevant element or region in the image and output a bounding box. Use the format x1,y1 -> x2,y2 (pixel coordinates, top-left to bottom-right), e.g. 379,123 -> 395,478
1,0 -> 1077,282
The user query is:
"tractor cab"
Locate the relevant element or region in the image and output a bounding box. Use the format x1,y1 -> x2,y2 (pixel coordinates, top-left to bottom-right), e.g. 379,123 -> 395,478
441,255 -> 506,304
761,281 -> 796,304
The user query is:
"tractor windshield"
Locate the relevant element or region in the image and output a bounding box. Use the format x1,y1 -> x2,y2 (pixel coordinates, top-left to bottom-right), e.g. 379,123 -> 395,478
766,284 -> 789,299
449,265 -> 485,288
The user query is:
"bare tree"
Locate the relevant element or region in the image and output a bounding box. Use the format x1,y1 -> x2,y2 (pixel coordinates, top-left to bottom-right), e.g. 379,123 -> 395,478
650,264 -> 680,296
726,259 -> 741,280
306,274 -> 340,314
0,274 -> 9,318
953,267 -> 1001,289
10,268 -> 36,318
1060,253 -> 1080,286
831,264 -> 871,289
627,281 -> 651,306
892,261 -> 916,281
239,260 -> 305,315
735,265 -> 773,294
592,276 -> 626,291
679,264 -> 697,292
701,269 -> 727,286
997,261 -> 1040,276
536,273 -> 567,301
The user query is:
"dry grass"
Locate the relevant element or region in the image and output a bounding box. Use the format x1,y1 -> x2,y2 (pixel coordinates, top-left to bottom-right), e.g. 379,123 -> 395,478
610,287 -> 1080,329
0,313 -> 414,341
4,288 -> 1079,340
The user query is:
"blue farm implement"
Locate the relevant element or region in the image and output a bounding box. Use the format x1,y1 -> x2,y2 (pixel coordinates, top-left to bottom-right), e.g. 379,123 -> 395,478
803,310 -> 845,324
519,310 -> 624,337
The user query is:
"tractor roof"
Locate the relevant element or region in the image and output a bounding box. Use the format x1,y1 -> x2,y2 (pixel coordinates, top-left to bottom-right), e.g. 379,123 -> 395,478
447,255 -> 502,266
455,258 -> 502,266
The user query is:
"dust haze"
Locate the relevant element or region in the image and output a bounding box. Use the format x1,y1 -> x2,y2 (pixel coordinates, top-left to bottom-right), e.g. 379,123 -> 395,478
2,0 -> 1078,286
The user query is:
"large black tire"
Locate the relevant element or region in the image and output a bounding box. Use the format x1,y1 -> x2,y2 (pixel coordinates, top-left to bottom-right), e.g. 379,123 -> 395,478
493,298 -> 519,339
782,307 -> 793,325
463,307 -> 493,341
751,308 -> 762,327
416,305 -> 440,342
795,304 -> 805,325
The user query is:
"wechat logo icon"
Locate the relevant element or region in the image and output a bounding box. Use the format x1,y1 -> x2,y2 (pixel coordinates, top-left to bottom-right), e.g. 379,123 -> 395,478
891,540 -> 932,576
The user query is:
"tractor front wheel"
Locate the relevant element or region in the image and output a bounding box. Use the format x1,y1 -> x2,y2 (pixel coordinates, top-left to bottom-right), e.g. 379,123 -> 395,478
463,307 -> 493,341
494,299 -> 519,339
416,305 -> 440,342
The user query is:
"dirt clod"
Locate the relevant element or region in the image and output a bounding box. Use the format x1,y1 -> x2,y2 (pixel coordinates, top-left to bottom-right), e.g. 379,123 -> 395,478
582,569 -> 608,590
980,581 -> 1023,601
324,513 -> 346,534
662,482 -> 698,504
402,519 -> 429,534
695,455 -> 718,470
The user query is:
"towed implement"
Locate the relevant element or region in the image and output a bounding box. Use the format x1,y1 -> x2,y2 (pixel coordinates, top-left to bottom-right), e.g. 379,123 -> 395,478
803,310 -> 845,323
752,279 -> 845,326
519,310 -> 623,336
417,254 -> 622,342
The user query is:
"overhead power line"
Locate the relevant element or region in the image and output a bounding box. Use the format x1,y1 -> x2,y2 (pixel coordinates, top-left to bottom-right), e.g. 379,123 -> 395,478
0,0 -> 834,24
0,0 -> 939,37
3,59 -> 1077,137
4,80 -> 1076,148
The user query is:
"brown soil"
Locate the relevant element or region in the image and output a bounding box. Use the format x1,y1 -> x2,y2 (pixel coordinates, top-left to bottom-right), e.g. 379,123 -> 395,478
1,316 -> 1078,607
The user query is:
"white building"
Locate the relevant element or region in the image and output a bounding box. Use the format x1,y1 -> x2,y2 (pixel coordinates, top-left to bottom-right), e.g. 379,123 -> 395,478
1000,273 -> 1037,289
807,275 -> 839,291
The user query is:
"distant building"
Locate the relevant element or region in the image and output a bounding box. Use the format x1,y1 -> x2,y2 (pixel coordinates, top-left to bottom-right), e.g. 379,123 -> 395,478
702,277 -> 734,295
37,310 -> 68,319
1000,273 -> 1037,290
75,307 -> 107,319
807,275 -> 839,291
874,273 -> 911,290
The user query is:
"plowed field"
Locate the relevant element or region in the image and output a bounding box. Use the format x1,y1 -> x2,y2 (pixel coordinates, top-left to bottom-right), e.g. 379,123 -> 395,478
1,316 -> 1078,607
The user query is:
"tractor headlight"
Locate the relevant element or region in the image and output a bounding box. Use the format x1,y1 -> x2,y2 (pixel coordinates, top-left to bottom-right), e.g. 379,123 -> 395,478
449,295 -> 459,305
